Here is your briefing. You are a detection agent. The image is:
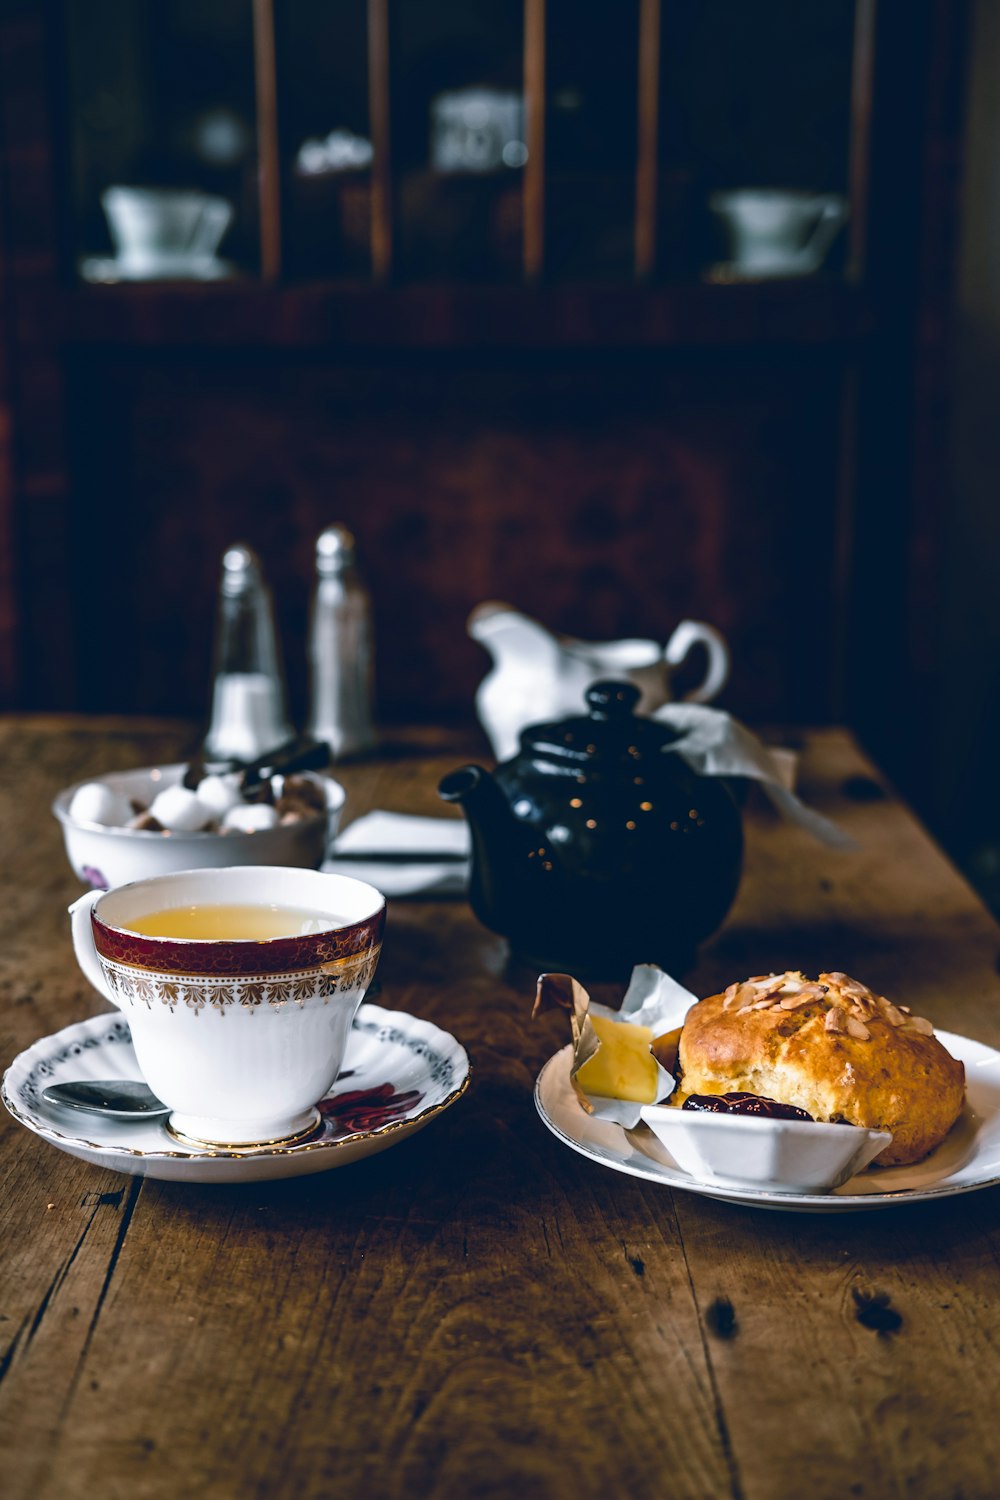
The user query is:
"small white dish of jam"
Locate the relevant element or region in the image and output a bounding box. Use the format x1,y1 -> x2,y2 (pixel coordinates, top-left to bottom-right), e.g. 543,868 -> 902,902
639,1092 -> 892,1194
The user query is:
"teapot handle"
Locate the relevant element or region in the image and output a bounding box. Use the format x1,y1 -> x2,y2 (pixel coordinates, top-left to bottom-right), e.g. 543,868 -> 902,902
665,620 -> 730,704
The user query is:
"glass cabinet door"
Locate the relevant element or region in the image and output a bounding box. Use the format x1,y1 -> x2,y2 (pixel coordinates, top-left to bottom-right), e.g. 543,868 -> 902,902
389,0 -> 525,281
276,0 -> 372,280
66,0 -> 258,280
660,0 -> 856,280
61,0 -> 865,288
545,0 -> 640,280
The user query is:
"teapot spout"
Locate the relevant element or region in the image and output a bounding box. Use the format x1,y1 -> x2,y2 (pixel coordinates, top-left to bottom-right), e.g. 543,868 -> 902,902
439,765 -> 512,841
438,763 -> 521,936
439,763 -> 487,809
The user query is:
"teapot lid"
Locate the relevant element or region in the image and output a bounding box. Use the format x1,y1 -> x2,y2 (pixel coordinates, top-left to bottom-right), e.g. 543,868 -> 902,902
519,681 -> 680,766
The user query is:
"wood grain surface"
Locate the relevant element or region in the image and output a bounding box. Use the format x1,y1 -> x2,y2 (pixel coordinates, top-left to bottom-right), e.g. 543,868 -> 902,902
2,718 -> 1000,1500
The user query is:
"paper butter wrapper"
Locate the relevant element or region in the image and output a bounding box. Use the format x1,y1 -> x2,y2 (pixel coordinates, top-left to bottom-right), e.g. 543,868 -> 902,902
533,963 -> 698,1127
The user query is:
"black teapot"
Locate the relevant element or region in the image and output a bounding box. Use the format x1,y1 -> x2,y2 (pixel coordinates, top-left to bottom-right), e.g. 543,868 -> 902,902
439,681 -> 743,978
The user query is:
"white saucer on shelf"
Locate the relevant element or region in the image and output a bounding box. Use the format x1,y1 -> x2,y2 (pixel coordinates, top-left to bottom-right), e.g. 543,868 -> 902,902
78,254 -> 238,283
703,259 -> 821,282
3,1004 -> 470,1184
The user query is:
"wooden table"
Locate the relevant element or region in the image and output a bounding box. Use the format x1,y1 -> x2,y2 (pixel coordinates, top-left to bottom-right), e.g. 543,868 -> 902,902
3,716 -> 1000,1500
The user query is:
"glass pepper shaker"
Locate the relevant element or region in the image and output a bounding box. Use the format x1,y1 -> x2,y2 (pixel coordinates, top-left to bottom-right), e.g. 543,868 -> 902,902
203,543 -> 293,764
306,525 -> 376,759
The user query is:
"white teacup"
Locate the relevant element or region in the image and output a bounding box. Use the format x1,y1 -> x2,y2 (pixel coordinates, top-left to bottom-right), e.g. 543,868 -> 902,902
709,188 -> 848,276
70,866 -> 385,1148
101,187 -> 233,276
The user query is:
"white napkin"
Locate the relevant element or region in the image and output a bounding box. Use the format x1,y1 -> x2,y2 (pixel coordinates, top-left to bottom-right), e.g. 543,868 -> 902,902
653,702 -> 854,849
324,811 -> 470,897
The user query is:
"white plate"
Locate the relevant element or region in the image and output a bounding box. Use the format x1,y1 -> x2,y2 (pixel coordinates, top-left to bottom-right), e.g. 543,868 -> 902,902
535,1029 -> 1000,1213
3,1004 -> 470,1184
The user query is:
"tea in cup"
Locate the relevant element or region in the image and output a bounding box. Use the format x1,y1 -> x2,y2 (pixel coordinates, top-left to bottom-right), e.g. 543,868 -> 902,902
70,865 -> 385,1148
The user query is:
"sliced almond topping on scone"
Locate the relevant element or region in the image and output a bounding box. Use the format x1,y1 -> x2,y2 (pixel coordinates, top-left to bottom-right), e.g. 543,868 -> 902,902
825,1006 -> 848,1033
844,1013 -> 871,1040
880,1001 -> 907,1027
724,981 -> 757,1011
822,970 -> 872,996
904,1014 -> 934,1036
778,983 -> 827,1010
750,976 -> 789,1001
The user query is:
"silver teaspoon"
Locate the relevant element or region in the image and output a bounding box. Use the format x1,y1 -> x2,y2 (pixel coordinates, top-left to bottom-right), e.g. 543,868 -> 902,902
42,1080 -> 170,1119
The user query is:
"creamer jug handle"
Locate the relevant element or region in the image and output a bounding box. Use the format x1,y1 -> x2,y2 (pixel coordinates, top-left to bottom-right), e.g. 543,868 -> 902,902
665,620 -> 730,704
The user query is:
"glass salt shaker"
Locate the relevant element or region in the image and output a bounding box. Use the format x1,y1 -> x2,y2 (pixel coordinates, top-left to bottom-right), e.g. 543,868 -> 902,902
306,525 -> 376,759
203,543 -> 293,763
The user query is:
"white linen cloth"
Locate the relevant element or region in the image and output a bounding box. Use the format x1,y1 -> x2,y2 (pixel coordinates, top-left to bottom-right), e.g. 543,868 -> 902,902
324,811 -> 470,897
652,703 -> 854,849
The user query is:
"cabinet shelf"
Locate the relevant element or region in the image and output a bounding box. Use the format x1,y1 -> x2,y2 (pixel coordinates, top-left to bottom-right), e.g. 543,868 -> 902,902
58,278 -> 873,350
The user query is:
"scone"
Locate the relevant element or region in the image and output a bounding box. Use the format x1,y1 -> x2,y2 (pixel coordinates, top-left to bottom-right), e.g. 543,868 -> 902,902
676,970 -> 965,1166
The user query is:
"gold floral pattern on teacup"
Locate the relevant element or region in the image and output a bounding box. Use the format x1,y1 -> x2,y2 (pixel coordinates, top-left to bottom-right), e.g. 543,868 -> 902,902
99,947 -> 380,1014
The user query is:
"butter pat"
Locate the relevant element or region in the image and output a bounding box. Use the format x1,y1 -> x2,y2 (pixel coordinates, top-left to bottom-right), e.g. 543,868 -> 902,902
577,1015 -> 658,1103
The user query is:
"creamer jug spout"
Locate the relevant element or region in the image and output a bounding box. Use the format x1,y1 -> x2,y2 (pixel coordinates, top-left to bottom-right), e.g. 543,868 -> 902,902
467,603 -> 564,762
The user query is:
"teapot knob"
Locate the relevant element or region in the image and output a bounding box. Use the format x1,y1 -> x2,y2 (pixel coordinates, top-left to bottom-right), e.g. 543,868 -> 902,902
585,680 -> 642,719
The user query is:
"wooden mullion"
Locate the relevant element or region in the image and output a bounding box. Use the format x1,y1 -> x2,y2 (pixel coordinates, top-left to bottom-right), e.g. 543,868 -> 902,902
523,0 -> 546,282
252,0 -> 282,282
368,0 -> 392,282
847,0 -> 877,283
635,0 -> 661,280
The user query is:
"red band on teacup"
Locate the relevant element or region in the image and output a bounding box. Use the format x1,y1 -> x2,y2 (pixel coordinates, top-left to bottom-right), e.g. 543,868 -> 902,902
92,906 -> 386,977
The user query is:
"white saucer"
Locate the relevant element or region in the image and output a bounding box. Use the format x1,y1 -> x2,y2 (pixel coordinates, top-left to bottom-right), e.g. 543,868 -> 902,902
78,254 -> 237,283
703,259 -> 819,283
3,1004 -> 470,1184
535,1029 -> 1000,1213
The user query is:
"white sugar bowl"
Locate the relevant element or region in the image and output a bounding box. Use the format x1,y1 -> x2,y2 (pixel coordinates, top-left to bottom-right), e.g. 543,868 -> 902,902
53,764 -> 345,891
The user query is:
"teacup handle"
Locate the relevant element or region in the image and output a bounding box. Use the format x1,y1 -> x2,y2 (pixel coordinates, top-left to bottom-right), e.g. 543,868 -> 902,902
190,199 -> 233,259
69,891 -> 121,1009
664,620 -> 730,704
802,197 -> 849,270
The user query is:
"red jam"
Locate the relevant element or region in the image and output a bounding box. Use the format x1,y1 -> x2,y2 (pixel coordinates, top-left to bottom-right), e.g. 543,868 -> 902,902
682,1091 -> 814,1122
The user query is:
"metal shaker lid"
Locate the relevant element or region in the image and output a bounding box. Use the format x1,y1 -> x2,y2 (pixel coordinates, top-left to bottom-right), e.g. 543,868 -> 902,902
315,526 -> 357,575
220,542 -> 262,595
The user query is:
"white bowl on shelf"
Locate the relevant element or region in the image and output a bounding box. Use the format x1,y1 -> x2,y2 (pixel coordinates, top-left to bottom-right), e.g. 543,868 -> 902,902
53,763 -> 345,891
639,1102 -> 892,1194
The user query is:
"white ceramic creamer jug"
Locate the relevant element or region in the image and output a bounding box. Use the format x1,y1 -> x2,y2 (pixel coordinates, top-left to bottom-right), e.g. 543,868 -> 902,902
468,603 -> 730,761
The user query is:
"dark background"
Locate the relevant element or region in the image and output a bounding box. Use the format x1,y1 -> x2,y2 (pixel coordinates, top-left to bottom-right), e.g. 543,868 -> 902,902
4,0 -> 999,898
